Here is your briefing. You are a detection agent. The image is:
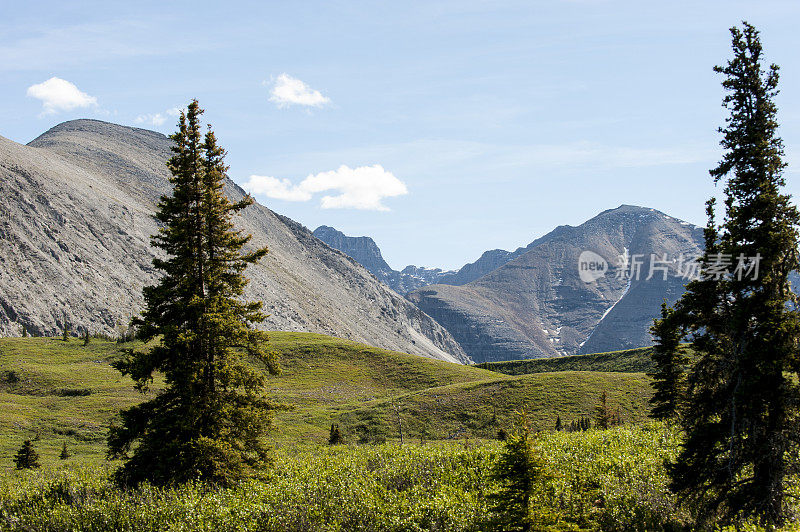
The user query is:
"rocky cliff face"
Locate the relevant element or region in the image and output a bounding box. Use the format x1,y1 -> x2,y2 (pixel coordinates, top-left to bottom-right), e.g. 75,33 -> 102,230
0,120 -> 469,364
312,226 -> 456,293
407,205 -> 704,363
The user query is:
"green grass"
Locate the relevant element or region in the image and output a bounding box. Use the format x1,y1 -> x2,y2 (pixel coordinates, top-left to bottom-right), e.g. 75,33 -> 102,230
475,346 -> 659,374
0,333 -> 654,469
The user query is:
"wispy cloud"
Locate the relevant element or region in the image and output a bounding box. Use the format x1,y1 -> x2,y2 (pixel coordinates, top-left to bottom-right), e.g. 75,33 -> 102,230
134,113 -> 167,126
0,20 -> 215,71
268,73 -> 330,108
26,77 -> 97,116
134,106 -> 185,128
244,164 -> 407,211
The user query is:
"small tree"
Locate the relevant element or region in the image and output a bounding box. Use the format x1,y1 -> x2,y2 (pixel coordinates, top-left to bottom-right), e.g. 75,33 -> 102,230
648,302 -> 687,420
14,440 -> 40,469
554,415 -> 562,431
490,412 -> 557,531
59,441 -> 71,460
82,329 -> 90,346
328,423 -> 343,445
21,324 -> 28,337
595,391 -> 613,430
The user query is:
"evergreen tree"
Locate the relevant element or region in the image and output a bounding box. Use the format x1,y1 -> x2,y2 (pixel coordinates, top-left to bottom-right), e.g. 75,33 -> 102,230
14,440 -> 40,469
328,423 -> 343,445
489,413 -> 556,531
554,415 -> 561,432
594,391 -> 613,430
647,302 -> 687,420
667,23 -> 800,527
59,441 -> 70,460
21,325 -> 27,338
83,328 -> 90,346
107,100 -> 280,487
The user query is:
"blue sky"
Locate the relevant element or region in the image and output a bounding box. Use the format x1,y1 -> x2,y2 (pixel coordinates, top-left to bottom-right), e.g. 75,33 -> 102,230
3,1 -> 800,270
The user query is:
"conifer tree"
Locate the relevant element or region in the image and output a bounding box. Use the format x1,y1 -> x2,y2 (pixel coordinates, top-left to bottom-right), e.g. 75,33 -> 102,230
328,423 -> 343,445
490,412 -> 556,531
83,328 -> 90,346
59,441 -> 70,460
14,440 -> 40,469
647,302 -> 687,420
594,391 -> 613,430
554,415 -> 562,431
107,100 -> 279,487
667,23 -> 800,527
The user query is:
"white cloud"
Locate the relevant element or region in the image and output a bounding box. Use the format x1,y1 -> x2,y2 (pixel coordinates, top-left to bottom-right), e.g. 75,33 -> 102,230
26,77 -> 97,115
134,106 -> 186,128
244,164 -> 408,211
135,113 -> 166,126
244,176 -> 313,202
268,73 -> 330,108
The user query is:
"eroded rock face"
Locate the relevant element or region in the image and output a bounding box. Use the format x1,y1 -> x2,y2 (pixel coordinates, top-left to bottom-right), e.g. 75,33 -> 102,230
313,226 -> 457,294
407,205 -> 704,363
0,119 -> 468,364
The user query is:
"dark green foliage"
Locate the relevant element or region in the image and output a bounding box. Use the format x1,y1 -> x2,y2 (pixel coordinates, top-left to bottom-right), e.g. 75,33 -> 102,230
489,414 -> 559,531
83,329 -> 90,346
61,316 -> 69,342
107,100 -> 280,487
554,415 -> 561,432
594,391 -> 619,429
667,22 -> 800,527
497,428 -> 508,441
647,303 -> 687,420
568,416 -> 592,432
59,441 -> 70,460
14,439 -> 40,469
21,325 -> 27,338
328,423 -> 343,445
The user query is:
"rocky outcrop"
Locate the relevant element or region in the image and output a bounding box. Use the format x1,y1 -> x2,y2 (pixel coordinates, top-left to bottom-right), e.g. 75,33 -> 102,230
312,226 -> 457,294
0,119 -> 469,364
407,205 -> 704,363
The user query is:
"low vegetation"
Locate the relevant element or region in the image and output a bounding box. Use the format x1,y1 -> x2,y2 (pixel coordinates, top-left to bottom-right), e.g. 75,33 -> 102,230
0,424 -> 697,531
0,334 -> 653,466
475,346 -> 658,375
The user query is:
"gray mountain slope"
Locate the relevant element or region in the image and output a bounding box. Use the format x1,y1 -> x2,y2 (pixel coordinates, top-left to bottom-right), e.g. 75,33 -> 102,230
407,205 -> 704,363
0,119 -> 468,363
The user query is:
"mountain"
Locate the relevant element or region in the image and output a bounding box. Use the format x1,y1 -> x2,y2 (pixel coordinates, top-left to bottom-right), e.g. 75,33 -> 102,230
312,225 -> 524,294
0,119 -> 468,363
312,226 -> 456,293
407,205 -> 704,363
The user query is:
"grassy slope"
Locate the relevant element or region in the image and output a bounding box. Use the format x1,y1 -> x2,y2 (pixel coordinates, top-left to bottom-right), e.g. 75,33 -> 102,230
0,333 -> 653,469
474,346 -> 657,374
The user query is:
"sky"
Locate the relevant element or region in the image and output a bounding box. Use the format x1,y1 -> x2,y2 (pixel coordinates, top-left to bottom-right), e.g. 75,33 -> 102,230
3,1 -> 800,270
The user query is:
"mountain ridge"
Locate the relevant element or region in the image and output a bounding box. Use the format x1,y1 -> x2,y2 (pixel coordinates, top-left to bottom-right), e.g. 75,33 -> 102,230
0,119 -> 468,363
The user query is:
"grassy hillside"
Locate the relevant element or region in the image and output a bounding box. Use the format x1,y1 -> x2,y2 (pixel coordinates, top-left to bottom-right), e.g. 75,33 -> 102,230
475,346 -> 658,374
0,334 -> 653,469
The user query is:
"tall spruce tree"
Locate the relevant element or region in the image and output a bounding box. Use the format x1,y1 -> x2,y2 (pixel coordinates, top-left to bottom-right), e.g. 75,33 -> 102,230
667,23 -> 800,527
647,302 -> 687,420
107,100 -> 279,487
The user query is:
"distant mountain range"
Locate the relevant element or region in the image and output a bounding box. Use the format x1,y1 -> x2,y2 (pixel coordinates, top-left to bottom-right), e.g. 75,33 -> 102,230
317,206 -> 705,362
0,120 -> 468,363
313,225 -> 531,292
